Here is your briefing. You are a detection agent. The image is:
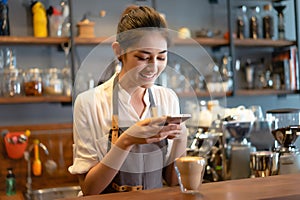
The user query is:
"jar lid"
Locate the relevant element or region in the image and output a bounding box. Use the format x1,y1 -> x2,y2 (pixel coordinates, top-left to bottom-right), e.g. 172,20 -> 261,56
48,67 -> 61,73
28,68 -> 41,73
3,67 -> 21,74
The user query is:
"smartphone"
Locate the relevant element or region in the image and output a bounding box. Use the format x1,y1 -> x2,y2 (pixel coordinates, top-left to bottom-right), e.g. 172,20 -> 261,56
164,114 -> 191,125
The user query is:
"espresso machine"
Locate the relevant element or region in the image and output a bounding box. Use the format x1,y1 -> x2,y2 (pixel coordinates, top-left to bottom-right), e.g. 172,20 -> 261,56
266,109 -> 300,174
222,121 -> 256,180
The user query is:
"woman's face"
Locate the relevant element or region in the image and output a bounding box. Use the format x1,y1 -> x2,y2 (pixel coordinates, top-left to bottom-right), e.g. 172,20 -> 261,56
119,31 -> 168,89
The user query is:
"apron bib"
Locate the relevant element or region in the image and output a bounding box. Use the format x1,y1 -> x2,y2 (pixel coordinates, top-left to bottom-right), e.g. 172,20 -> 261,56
102,75 -> 168,194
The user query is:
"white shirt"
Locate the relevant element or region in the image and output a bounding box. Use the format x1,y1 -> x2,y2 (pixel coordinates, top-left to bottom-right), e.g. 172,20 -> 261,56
69,73 -> 180,174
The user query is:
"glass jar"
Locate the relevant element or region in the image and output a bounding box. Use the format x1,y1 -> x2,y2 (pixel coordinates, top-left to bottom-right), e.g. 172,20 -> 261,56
61,67 -> 72,96
2,67 -> 23,97
206,64 -> 223,93
24,68 -> 43,96
43,67 -> 63,95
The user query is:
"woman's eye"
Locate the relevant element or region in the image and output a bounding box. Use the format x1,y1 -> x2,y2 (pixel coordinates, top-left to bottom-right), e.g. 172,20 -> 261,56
135,56 -> 148,61
157,57 -> 166,61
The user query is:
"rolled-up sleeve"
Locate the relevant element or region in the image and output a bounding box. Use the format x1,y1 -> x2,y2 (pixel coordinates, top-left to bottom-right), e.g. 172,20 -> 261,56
68,93 -> 101,174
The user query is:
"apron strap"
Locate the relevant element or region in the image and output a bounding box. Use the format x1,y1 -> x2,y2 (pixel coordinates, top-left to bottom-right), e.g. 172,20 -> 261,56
109,74 -> 157,148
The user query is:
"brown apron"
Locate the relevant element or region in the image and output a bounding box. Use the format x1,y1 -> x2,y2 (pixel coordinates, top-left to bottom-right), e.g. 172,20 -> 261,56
102,75 -> 168,194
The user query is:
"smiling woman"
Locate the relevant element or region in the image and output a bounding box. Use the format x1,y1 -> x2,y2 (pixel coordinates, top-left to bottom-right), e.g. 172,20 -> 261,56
69,5 -> 187,196
115,31 -> 168,92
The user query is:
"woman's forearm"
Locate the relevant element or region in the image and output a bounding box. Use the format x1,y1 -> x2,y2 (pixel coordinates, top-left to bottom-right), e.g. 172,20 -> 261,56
81,134 -> 133,195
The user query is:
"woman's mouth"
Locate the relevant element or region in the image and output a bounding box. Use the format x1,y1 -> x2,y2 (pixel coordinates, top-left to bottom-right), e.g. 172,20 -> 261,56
140,73 -> 156,80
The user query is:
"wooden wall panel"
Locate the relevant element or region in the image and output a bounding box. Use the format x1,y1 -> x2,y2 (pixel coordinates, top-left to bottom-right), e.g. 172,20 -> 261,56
0,123 -> 78,193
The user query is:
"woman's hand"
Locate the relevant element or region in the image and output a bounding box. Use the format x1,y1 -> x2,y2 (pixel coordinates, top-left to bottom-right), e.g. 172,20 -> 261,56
119,116 -> 183,147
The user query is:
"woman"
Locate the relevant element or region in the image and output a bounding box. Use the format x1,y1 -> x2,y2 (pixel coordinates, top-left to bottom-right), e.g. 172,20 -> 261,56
69,5 -> 187,195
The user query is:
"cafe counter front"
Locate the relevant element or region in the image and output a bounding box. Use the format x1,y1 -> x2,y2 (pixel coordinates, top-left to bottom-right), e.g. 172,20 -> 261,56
63,173 -> 300,200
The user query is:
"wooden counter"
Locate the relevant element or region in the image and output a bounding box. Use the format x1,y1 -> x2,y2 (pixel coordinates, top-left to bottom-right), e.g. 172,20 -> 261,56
0,192 -> 24,200
63,173 -> 300,200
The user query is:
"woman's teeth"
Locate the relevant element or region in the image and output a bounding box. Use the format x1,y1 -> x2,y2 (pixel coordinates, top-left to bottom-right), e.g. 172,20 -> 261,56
141,73 -> 155,79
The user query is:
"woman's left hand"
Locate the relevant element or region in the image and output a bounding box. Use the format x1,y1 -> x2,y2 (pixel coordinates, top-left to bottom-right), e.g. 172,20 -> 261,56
121,116 -> 183,145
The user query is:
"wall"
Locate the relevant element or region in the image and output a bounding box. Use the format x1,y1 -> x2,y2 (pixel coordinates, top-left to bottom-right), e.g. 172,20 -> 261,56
1,0 -> 300,124
1,0 -> 300,193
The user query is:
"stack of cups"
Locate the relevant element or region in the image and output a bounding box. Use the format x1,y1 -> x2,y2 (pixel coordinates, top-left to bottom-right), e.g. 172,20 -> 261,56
250,151 -> 279,177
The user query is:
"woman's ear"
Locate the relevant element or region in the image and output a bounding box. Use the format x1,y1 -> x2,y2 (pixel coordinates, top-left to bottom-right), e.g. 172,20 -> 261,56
112,42 -> 121,60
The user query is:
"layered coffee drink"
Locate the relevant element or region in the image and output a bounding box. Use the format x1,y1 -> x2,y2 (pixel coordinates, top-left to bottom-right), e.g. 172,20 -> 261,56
175,156 -> 206,193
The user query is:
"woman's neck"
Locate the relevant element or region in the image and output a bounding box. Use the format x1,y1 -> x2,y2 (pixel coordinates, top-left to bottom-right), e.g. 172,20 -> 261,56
130,87 -> 147,118
118,72 -> 139,95
117,72 -> 148,117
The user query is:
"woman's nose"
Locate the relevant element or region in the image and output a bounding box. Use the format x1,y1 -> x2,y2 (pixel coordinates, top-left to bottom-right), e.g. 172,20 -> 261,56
147,58 -> 158,69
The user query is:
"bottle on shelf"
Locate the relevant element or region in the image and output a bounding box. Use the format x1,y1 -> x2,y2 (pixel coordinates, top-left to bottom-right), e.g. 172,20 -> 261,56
245,59 -> 254,89
31,1 -> 48,37
219,54 -> 233,92
273,2 -> 286,40
262,3 -> 276,40
236,5 -> 249,39
6,168 -> 16,196
249,6 -> 261,39
60,0 -> 70,37
0,0 -> 10,35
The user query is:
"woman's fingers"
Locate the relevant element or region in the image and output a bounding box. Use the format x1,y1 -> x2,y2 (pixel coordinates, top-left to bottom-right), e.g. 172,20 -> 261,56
137,116 -> 167,126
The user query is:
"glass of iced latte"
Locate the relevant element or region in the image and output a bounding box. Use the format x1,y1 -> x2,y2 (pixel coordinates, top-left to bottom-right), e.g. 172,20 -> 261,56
174,156 -> 206,194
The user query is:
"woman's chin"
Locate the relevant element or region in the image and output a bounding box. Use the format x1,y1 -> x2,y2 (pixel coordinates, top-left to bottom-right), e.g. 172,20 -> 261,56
141,82 -> 154,88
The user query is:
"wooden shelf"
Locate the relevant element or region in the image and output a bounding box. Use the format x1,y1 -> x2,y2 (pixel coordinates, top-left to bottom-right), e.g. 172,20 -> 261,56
234,39 -> 296,47
74,36 -> 229,47
177,90 -> 233,98
174,37 -> 229,47
0,36 -> 294,48
0,96 -> 72,104
0,36 -> 69,45
235,89 -> 296,96
75,36 -> 114,45
74,37 -> 295,48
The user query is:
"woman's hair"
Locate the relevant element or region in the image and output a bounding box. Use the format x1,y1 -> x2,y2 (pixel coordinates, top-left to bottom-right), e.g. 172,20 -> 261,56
116,5 -> 170,49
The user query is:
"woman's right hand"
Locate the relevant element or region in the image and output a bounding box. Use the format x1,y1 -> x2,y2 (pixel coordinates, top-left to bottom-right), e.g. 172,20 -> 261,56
119,116 -> 182,146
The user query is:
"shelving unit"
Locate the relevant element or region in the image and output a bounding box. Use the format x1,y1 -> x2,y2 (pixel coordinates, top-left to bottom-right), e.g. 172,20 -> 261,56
227,0 -> 299,97
0,0 -> 299,105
